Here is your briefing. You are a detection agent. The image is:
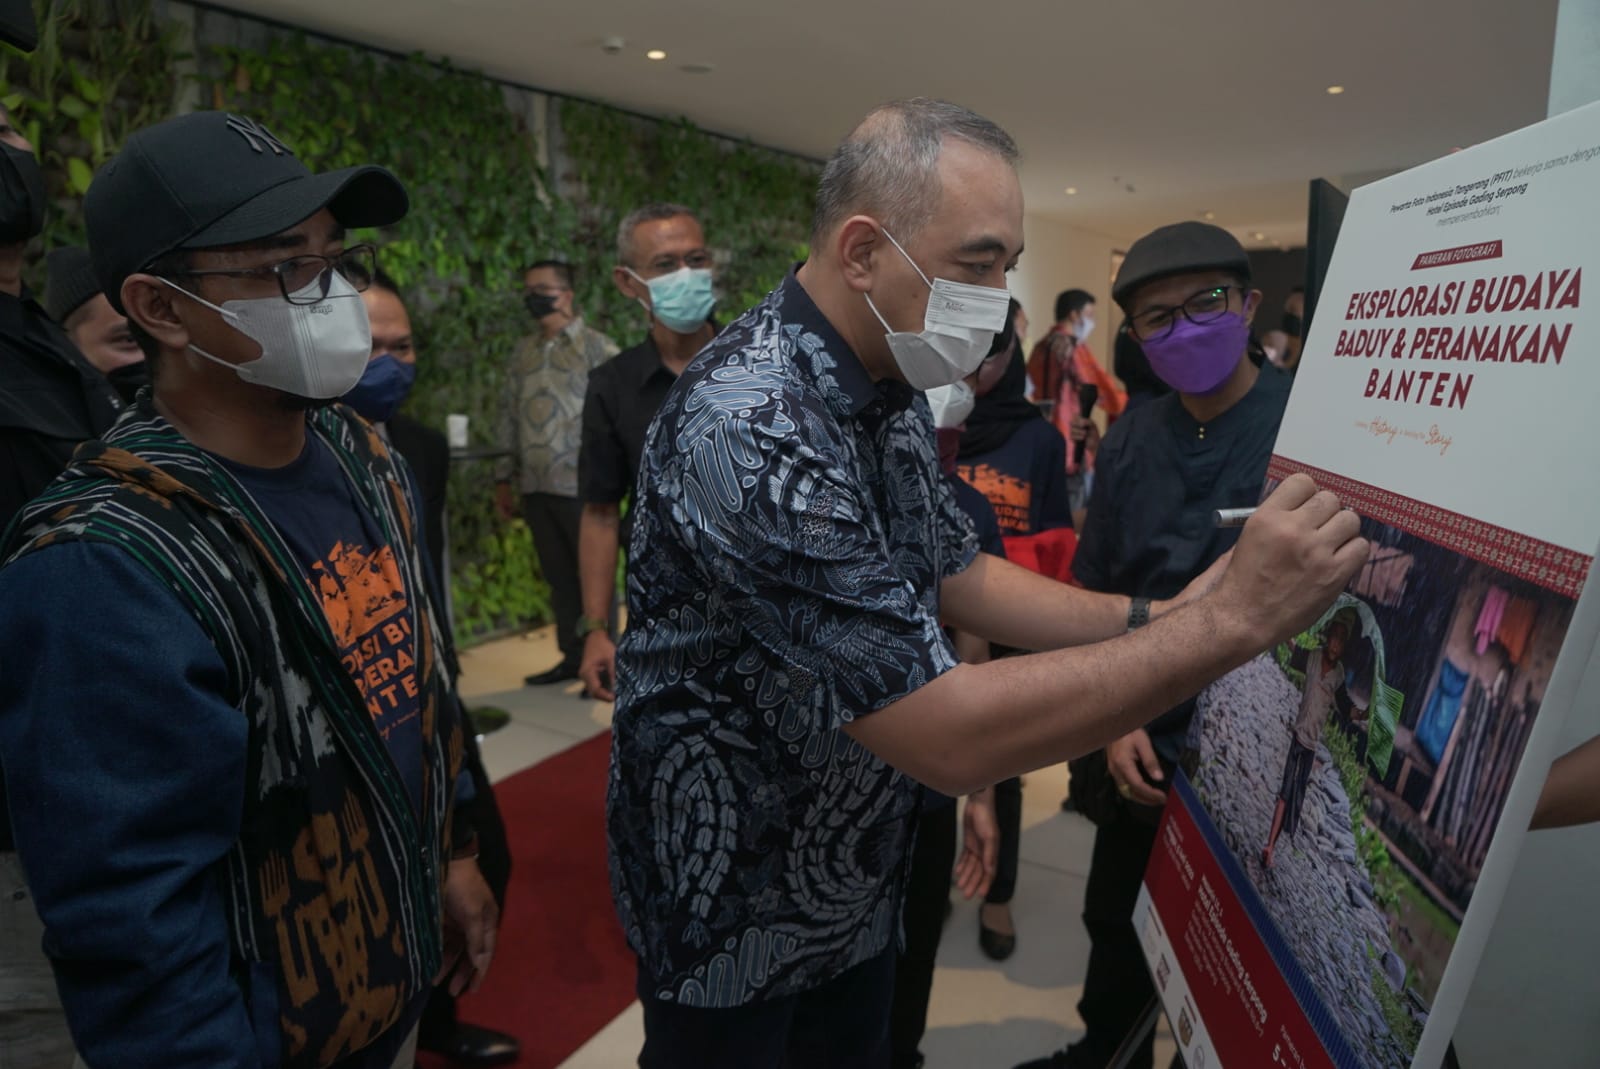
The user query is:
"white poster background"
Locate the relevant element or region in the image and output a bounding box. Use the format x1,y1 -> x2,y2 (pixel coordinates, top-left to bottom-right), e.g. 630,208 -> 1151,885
1270,99 -> 1600,1067
1277,101 -> 1600,555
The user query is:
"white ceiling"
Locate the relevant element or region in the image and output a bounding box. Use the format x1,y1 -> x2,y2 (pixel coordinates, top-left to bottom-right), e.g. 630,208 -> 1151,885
218,0 -> 1557,249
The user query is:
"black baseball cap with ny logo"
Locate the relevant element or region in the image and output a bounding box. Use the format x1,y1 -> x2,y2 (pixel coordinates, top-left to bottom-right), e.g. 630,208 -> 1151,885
84,110 -> 409,313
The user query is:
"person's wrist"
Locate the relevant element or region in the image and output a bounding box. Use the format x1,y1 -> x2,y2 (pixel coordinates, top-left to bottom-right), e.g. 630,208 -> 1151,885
1194,590 -> 1266,662
576,615 -> 610,641
1126,596 -> 1151,632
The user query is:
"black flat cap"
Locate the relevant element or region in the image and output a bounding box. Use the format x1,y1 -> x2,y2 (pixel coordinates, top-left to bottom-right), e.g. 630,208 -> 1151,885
1113,222 -> 1251,307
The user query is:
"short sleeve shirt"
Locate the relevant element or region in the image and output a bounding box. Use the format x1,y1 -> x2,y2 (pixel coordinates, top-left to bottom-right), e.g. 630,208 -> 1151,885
578,335 -> 678,507
608,269 -> 978,1007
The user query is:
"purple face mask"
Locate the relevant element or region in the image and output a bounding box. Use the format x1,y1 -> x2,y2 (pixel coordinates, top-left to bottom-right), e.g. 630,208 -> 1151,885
1140,312 -> 1250,395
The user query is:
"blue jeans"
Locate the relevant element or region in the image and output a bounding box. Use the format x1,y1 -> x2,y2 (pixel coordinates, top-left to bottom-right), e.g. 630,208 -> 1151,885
638,949 -> 895,1069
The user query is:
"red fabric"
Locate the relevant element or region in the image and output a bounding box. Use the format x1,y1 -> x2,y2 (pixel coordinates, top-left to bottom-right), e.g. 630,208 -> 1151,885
1002,528 -> 1079,583
419,731 -> 636,1069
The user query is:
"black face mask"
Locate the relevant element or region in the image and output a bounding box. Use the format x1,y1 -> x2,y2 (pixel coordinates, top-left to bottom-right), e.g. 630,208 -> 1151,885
525,291 -> 560,319
1281,313 -> 1303,339
105,361 -> 151,404
0,142 -> 44,244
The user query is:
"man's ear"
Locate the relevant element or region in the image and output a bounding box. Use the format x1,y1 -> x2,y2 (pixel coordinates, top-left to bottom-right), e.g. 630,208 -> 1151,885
121,274 -> 189,352
837,216 -> 881,294
1242,288 -> 1264,326
613,265 -> 646,303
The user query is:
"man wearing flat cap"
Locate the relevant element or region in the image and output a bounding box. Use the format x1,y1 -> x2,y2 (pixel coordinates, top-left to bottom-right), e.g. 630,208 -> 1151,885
0,111 -> 495,1069
1018,221 -> 1291,1069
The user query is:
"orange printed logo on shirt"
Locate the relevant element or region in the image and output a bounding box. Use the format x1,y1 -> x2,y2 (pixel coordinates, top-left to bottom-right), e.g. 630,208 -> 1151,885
309,540 -> 419,736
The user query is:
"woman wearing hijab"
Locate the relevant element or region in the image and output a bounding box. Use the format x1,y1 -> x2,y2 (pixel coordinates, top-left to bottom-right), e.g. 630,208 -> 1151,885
958,302 -> 1074,539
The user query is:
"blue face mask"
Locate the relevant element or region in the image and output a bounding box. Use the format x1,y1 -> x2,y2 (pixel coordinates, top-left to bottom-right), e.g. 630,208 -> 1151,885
627,265 -> 715,334
342,353 -> 417,423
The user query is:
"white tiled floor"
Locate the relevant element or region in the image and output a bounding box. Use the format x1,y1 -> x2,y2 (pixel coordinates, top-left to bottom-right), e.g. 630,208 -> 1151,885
462,628 -> 1174,1069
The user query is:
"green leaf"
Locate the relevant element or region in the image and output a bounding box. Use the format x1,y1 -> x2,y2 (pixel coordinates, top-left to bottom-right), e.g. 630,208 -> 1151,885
66,156 -> 92,195
56,94 -> 88,119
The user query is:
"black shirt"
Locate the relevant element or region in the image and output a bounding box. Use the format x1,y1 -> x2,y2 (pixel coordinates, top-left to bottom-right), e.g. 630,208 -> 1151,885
1072,366 -> 1291,759
578,334 -> 679,508
0,290 -> 121,534
0,289 -> 121,852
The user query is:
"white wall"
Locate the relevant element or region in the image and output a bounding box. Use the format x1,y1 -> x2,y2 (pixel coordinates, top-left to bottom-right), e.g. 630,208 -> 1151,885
1009,214 -> 1127,378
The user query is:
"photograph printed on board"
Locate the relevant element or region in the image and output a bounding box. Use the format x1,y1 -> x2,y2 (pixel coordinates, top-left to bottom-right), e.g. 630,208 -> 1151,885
1184,480 -> 1576,1069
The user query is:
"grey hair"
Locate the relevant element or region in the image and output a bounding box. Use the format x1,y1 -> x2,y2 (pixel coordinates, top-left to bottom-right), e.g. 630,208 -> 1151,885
616,202 -> 698,266
811,98 -> 1019,244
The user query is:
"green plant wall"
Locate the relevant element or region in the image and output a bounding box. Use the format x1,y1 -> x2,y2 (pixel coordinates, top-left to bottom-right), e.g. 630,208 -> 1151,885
1,1 -> 818,643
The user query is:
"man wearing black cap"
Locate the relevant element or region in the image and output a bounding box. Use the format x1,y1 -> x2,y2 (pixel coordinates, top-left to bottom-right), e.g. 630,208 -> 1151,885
44,245 -> 149,401
0,112 -> 495,1069
1017,222 -> 1290,1069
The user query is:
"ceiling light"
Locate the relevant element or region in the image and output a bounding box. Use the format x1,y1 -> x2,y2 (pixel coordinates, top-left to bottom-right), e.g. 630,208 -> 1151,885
1326,85 -> 1345,95
1204,211 -> 1215,220
1253,232 -> 1266,240
646,49 -> 667,60
1064,186 -> 1078,195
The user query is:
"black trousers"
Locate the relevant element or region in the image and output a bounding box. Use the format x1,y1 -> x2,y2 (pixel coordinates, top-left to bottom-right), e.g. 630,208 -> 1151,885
985,776 -> 1022,905
890,803 -> 958,1068
522,492 -> 584,667
639,949 -> 895,1069
1076,813 -> 1183,1069
419,724 -> 513,1042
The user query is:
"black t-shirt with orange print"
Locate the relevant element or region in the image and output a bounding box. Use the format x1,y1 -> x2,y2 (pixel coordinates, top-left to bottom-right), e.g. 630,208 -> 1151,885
956,417 -> 1074,538
223,435 -> 425,809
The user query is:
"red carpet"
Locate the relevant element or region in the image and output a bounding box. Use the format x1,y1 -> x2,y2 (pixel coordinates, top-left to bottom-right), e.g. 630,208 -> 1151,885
421,731 -> 637,1069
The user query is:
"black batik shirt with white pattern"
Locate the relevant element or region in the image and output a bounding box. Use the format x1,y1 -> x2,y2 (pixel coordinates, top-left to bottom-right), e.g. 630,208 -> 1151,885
607,269 -> 979,1008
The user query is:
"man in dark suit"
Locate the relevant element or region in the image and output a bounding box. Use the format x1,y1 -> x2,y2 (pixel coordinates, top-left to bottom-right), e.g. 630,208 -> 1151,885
354,273 -> 519,1068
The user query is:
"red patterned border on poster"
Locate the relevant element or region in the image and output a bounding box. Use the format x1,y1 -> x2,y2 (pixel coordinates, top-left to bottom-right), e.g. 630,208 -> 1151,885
1268,455 -> 1591,599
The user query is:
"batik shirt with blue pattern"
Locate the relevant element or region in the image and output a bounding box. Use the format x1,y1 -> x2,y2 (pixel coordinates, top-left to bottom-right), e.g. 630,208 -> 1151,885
608,269 -> 979,1008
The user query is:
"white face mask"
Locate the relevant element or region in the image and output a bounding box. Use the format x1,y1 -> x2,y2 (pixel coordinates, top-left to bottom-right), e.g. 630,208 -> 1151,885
864,228 -> 1011,391
1077,315 -> 1096,340
163,272 -> 373,399
926,380 -> 976,429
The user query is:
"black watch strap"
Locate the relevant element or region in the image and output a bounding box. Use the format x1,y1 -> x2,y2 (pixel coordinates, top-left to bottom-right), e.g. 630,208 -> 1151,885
1127,596 -> 1152,632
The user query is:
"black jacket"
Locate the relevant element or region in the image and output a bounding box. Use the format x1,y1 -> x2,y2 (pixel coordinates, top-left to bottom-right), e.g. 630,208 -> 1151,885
387,412 -> 448,583
0,289 -> 122,535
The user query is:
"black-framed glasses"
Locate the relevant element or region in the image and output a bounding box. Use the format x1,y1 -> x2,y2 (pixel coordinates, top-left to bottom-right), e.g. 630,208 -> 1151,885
1126,284 -> 1240,342
172,244 -> 378,305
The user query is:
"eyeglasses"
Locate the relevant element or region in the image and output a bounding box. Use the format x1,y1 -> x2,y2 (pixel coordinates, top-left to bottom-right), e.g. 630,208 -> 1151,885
1126,284 -> 1240,342
641,249 -> 713,274
172,244 -> 378,305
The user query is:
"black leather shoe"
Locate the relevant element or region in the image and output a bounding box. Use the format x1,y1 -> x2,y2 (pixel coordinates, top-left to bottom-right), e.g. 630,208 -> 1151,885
524,662 -> 579,686
417,1022 -> 520,1067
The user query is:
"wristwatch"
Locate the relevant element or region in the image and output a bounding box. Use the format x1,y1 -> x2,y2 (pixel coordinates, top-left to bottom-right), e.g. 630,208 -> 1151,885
575,616 -> 610,640
1127,597 -> 1152,632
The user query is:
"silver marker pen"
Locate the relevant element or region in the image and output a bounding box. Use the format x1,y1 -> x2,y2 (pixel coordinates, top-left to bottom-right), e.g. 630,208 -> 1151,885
1214,507 -> 1256,528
